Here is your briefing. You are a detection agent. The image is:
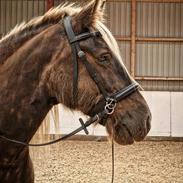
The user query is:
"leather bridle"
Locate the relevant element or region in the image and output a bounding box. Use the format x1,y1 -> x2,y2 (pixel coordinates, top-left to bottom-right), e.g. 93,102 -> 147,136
63,16 -> 139,126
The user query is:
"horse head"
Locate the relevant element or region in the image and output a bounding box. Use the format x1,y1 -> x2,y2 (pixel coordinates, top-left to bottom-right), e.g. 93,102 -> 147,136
33,0 -> 151,145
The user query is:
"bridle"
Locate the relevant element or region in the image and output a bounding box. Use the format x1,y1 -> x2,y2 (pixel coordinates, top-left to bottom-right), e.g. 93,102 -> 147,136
63,16 -> 139,125
0,16 -> 139,182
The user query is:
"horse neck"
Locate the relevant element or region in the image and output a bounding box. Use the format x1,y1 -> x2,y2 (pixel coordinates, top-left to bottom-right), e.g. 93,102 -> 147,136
0,25 -> 62,144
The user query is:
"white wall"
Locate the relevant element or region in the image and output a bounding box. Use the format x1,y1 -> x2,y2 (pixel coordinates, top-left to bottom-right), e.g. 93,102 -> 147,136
48,92 -> 183,137
144,91 -> 183,137
171,92 -> 183,137
142,92 -> 171,137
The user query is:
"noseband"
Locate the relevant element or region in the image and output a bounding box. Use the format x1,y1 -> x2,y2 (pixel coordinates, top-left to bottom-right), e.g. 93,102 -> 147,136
0,16 -> 139,144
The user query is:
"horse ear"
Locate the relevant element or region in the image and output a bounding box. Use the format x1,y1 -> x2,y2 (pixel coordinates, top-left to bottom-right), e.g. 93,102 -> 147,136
100,0 -> 106,12
73,0 -> 104,32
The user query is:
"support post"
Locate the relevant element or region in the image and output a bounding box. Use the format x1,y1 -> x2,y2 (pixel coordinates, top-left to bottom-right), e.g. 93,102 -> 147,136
47,0 -> 54,11
130,0 -> 136,78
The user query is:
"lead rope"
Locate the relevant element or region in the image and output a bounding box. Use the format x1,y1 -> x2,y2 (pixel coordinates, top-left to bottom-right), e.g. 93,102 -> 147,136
111,140 -> 115,183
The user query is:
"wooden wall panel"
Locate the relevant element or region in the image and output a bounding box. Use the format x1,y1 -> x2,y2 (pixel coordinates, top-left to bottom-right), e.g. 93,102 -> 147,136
0,0 -> 46,37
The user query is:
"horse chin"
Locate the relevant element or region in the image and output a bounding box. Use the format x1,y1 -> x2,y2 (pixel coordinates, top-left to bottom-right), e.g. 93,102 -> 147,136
113,128 -> 134,145
105,116 -> 150,145
107,123 -> 135,145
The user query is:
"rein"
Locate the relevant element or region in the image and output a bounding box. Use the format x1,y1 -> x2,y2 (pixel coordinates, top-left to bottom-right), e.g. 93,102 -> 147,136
0,16 -> 139,183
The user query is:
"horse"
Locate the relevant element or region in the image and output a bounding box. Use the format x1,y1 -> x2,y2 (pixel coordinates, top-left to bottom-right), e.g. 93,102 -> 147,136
0,0 -> 151,182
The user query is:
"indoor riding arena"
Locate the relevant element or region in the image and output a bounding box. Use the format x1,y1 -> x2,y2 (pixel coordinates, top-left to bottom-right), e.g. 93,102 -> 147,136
0,0 -> 183,183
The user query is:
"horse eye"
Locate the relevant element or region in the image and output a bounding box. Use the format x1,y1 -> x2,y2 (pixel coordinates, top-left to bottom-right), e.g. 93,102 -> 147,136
99,54 -> 111,65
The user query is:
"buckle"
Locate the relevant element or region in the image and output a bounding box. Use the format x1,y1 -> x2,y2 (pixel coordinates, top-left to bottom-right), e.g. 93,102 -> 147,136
105,98 -> 117,115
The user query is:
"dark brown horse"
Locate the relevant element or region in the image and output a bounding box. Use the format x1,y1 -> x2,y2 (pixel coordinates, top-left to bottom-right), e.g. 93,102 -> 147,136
0,1 -> 151,182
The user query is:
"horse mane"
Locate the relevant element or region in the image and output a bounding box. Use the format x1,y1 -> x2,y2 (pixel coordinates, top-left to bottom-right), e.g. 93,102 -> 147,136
0,2 -> 98,43
0,2 -> 100,65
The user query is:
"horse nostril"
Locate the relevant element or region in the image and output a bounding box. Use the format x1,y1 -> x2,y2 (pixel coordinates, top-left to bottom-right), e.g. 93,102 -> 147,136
146,115 -> 151,133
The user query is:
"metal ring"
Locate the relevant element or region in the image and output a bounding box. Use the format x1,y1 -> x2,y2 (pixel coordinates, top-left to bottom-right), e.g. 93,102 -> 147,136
105,98 -> 117,111
105,105 -> 115,115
